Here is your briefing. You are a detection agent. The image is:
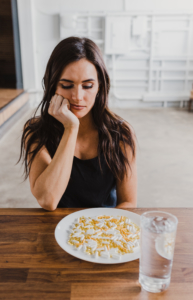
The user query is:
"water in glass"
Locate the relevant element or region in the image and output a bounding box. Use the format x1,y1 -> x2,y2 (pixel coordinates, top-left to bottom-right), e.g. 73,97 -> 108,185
139,211 -> 178,293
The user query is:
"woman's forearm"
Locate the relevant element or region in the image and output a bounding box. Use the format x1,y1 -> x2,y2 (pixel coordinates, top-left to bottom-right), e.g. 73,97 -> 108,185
33,126 -> 79,210
116,201 -> 137,208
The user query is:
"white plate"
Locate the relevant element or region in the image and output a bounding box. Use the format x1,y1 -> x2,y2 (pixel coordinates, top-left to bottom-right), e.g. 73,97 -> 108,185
55,208 -> 140,264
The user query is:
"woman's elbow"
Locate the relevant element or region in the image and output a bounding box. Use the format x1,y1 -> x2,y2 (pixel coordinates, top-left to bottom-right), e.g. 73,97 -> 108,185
37,194 -> 58,211
116,201 -> 137,208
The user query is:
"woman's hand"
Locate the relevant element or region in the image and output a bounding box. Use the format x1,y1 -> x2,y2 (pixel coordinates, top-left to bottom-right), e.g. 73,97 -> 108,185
48,94 -> 79,129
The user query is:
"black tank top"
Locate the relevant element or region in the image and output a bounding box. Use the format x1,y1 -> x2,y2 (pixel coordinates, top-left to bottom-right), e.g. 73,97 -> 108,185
57,153 -> 117,208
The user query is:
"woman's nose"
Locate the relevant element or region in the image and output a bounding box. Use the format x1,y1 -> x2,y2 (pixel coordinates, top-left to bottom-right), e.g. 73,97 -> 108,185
71,86 -> 83,102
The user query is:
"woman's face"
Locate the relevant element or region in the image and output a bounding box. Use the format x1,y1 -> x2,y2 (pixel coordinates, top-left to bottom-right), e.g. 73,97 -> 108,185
55,58 -> 99,119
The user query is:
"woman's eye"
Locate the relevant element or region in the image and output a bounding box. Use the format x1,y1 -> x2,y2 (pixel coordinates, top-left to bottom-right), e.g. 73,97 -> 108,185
61,84 -> 93,89
61,84 -> 72,89
83,85 -> 92,89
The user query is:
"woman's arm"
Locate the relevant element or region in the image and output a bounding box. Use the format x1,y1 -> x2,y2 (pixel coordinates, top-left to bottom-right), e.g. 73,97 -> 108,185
28,95 -> 79,211
116,136 -> 137,209
29,126 -> 78,211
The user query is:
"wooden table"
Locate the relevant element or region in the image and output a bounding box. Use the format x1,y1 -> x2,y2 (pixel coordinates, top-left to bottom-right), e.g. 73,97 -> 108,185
0,208 -> 192,300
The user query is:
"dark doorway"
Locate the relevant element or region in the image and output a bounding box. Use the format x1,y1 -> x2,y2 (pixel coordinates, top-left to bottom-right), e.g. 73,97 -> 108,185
0,0 -> 23,89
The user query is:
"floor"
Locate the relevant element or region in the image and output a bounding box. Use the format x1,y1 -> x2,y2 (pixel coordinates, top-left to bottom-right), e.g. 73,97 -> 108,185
0,95 -> 193,208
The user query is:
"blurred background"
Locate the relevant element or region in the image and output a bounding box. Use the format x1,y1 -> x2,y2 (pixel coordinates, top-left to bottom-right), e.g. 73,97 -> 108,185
0,0 -> 193,208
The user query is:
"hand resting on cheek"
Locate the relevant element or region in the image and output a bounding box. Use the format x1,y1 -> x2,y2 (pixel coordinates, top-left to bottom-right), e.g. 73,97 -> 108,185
48,94 -> 79,129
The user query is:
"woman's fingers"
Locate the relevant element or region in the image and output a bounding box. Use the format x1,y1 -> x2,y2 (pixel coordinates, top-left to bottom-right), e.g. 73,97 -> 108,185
50,94 -> 57,104
48,95 -> 57,114
48,94 -> 64,116
48,94 -> 79,128
60,98 -> 70,110
53,95 -> 64,114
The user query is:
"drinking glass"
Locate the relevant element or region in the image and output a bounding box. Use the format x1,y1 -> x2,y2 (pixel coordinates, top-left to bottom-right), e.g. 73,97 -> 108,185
139,211 -> 178,293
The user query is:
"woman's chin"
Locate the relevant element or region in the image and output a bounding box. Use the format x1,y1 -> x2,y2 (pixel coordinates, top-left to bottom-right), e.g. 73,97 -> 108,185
72,111 -> 86,119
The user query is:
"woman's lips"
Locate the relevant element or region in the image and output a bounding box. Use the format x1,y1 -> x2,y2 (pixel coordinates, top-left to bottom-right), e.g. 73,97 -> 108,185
70,104 -> 85,110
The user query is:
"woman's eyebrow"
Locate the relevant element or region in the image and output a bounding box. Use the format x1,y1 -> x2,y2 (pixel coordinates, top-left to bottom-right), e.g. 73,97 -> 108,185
59,78 -> 95,83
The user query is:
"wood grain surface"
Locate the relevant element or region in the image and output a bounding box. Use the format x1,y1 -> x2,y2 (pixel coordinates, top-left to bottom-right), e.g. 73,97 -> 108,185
0,92 -> 28,126
0,89 -> 24,109
0,208 -> 192,300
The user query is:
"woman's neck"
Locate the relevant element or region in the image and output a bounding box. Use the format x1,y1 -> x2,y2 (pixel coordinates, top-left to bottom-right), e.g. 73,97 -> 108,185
78,112 -> 97,137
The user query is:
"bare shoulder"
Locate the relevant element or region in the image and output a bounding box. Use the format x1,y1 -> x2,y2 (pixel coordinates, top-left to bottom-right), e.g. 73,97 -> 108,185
23,117 -> 40,150
23,117 -> 50,161
23,116 -> 40,133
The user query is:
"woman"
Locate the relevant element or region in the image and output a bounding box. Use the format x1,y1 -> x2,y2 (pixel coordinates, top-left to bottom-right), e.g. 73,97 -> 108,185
19,37 -> 137,211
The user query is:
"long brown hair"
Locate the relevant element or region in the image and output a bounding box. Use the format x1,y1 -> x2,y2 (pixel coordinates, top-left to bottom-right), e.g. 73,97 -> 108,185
18,37 -> 136,181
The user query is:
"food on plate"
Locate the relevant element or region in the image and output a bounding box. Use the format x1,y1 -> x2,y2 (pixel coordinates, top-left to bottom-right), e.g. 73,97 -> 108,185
67,215 -> 140,260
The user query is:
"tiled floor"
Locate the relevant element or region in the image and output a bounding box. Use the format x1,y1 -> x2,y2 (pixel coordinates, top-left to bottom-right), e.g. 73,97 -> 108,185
0,95 -> 193,208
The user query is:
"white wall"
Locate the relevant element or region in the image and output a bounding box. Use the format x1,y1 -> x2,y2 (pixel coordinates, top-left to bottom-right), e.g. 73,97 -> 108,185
125,0 -> 193,11
17,0 -> 36,90
34,0 -> 124,13
17,0 -> 125,92
17,0 -> 193,108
